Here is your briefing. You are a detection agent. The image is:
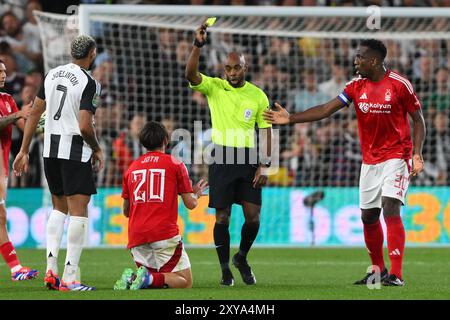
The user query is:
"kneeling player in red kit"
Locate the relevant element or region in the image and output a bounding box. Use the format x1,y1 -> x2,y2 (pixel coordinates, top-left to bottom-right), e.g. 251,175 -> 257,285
114,121 -> 208,290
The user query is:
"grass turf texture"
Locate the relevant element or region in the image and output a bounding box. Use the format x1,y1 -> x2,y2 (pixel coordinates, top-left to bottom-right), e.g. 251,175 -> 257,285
0,247 -> 449,300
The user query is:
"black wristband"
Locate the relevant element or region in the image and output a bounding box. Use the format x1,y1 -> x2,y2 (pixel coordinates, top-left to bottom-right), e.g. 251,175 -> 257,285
193,39 -> 205,48
259,159 -> 271,168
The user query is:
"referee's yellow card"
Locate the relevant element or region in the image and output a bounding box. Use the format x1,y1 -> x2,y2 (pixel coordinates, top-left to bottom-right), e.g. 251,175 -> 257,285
205,17 -> 217,27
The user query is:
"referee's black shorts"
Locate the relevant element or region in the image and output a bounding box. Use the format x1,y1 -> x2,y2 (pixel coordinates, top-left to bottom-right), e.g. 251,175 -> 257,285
44,157 -> 97,196
208,145 -> 261,209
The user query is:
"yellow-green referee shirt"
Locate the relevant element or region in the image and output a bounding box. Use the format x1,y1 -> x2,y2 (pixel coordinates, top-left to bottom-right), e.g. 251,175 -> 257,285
189,74 -> 272,148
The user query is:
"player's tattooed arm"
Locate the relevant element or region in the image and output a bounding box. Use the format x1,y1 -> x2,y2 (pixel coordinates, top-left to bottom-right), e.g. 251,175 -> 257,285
13,98 -> 46,176
0,101 -> 33,131
0,113 -> 21,130
79,110 -> 104,172
79,110 -> 101,152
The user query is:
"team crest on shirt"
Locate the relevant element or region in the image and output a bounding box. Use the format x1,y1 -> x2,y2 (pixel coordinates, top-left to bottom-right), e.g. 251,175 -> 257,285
385,89 -> 391,102
5,101 -> 11,113
243,108 -> 252,120
92,93 -> 99,108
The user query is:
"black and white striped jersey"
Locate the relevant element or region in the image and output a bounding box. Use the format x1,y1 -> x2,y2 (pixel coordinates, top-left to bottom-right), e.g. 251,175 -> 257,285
37,63 -> 101,162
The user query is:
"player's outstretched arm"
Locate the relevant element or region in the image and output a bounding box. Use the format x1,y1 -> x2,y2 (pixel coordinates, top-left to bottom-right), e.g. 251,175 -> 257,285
263,98 -> 345,125
13,97 -> 46,176
410,108 -> 426,176
181,179 -> 209,210
185,23 -> 208,86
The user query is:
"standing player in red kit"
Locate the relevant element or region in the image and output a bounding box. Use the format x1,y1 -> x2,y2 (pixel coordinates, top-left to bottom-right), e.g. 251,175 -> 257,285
0,59 -> 38,281
114,121 -> 208,290
263,39 -> 426,286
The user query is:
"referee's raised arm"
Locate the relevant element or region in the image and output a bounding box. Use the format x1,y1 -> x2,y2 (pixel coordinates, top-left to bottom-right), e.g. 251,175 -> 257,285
185,23 -> 208,86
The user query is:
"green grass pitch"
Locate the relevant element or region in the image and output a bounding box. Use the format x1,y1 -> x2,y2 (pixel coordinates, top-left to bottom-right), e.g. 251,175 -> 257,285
0,247 -> 449,300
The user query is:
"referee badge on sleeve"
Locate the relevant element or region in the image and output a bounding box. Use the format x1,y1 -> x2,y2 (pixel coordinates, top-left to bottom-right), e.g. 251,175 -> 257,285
244,108 -> 252,121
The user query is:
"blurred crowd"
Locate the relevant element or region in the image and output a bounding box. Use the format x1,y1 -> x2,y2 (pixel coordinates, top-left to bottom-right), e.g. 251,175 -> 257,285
18,0 -> 449,7
0,0 -> 449,189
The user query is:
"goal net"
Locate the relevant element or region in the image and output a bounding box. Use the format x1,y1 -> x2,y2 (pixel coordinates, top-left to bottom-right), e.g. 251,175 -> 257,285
34,6 -> 450,246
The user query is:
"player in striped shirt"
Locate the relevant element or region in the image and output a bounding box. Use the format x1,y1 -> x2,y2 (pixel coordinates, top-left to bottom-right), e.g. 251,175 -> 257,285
13,35 -> 104,291
264,39 -> 426,287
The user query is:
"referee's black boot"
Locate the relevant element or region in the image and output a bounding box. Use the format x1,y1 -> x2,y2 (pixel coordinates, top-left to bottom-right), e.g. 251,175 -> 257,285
220,268 -> 234,287
232,253 -> 256,285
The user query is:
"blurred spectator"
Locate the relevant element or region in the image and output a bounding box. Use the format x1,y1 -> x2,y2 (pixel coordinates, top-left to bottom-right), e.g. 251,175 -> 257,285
0,49 -> 25,102
0,0 -> 26,22
412,52 -> 435,98
173,39 -> 194,109
175,39 -> 190,70
0,11 -> 41,72
423,66 -> 449,113
191,125 -> 213,182
208,33 -> 245,77
9,83 -> 41,187
92,58 -> 117,105
24,68 -> 43,89
19,83 -> 36,105
95,106 -> 116,187
281,123 -> 316,186
338,118 -> 361,186
385,40 -> 408,75
23,1 -> 43,61
95,101 -> 124,186
405,0 -> 441,6
430,0 -> 450,6
258,38 -> 298,72
254,59 -> 289,106
113,113 -> 146,181
158,28 -> 176,64
308,120 -> 334,186
291,68 -> 330,112
318,58 -> 349,97
162,117 -> 191,170
99,100 -> 124,138
422,111 -> 450,186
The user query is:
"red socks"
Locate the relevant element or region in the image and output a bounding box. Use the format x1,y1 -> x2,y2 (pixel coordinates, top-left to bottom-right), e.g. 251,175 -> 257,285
385,215 -> 405,279
149,272 -> 165,288
363,220 -> 385,272
363,216 -> 405,279
0,241 -> 21,271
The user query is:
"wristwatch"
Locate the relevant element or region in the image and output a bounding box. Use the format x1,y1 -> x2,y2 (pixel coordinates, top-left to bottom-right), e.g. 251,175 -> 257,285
193,38 -> 205,48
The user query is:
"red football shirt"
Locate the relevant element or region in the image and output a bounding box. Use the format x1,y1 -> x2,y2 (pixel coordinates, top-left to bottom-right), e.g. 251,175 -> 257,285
338,70 -> 421,164
0,93 -> 19,176
122,151 -> 193,249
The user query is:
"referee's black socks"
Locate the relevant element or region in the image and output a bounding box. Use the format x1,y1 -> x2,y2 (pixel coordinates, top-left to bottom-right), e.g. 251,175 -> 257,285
214,222 -> 231,271
238,221 -> 260,258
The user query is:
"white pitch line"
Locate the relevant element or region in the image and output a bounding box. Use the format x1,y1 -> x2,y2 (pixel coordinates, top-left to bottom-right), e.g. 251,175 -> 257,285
1,261 -> 445,267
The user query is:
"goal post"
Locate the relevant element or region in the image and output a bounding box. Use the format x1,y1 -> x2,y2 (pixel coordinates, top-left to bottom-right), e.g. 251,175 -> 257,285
78,5 -> 450,39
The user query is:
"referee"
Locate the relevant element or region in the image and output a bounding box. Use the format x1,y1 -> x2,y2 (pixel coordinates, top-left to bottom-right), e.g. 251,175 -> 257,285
185,22 -> 272,286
